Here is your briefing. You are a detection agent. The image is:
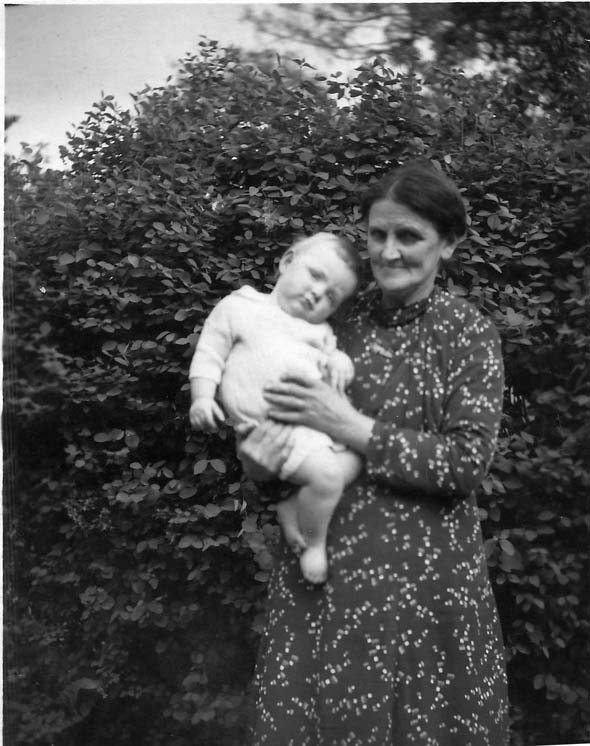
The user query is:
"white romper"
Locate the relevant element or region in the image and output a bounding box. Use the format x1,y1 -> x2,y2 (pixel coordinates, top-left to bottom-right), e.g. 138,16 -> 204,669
189,286 -> 346,477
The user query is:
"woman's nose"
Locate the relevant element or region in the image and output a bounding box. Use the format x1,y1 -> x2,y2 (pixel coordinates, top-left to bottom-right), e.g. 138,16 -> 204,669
381,235 -> 402,260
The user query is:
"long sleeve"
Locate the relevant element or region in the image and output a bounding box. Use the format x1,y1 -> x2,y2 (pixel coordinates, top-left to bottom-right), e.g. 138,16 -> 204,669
188,295 -> 236,384
365,314 -> 504,499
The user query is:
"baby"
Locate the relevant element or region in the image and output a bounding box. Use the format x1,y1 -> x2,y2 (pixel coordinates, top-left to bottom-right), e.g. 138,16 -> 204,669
188,232 -> 362,583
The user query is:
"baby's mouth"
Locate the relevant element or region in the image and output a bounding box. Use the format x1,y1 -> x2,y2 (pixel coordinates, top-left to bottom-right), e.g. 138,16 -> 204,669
302,296 -> 315,310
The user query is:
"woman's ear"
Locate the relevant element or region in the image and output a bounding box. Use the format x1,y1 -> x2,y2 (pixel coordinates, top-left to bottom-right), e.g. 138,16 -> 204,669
440,236 -> 462,261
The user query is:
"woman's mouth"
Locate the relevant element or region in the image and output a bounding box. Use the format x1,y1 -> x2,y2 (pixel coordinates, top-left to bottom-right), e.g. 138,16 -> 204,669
375,262 -> 406,272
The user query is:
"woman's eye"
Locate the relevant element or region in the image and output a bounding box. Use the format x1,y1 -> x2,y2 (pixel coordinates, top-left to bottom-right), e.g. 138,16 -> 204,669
310,269 -> 321,279
397,230 -> 420,244
369,228 -> 387,242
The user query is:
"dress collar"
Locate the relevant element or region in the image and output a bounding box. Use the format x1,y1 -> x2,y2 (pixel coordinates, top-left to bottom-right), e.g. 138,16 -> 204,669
368,287 -> 435,328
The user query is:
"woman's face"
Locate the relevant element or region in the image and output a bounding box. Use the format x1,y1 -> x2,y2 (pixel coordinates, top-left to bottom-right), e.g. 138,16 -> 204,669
367,198 -> 458,307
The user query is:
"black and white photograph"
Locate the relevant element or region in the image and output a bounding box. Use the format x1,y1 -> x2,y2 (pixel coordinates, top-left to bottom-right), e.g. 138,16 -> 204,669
4,3 -> 590,745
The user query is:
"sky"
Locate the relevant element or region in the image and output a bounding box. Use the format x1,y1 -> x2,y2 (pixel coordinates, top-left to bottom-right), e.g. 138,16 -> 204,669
4,2 -> 339,169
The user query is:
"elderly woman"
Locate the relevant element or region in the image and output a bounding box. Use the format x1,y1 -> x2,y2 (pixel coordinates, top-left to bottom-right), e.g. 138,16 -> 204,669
243,162 -> 509,746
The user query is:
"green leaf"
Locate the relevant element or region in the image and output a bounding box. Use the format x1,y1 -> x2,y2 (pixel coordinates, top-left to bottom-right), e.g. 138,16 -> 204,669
355,164 -> 375,173
58,252 -> 76,265
204,504 -> 221,518
499,538 -> 515,556
125,432 -> 140,449
193,459 -> 208,475
178,535 -> 203,549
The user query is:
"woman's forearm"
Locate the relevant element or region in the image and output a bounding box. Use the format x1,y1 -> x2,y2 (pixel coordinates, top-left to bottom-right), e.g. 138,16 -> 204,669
365,422 -> 498,498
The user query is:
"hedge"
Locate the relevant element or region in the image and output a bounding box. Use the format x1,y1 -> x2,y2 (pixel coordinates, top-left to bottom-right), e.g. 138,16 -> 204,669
4,42 -> 590,745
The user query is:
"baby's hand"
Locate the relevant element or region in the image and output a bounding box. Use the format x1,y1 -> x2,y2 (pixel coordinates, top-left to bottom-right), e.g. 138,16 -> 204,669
189,397 -> 226,432
325,350 -> 354,394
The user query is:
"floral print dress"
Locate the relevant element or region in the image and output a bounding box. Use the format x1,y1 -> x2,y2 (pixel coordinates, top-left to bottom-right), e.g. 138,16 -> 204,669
251,288 -> 510,746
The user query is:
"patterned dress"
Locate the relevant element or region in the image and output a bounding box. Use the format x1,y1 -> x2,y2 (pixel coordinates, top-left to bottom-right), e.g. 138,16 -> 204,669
251,288 -> 510,746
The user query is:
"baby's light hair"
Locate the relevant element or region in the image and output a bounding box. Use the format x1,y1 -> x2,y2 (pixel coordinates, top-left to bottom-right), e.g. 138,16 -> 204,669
290,232 -> 361,276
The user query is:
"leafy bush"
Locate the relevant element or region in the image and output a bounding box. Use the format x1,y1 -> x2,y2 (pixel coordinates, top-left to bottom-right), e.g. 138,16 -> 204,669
4,42 -> 590,745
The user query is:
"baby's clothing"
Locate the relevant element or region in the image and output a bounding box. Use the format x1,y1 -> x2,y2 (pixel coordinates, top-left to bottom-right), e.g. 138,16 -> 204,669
273,426 -> 337,480
189,286 -> 345,478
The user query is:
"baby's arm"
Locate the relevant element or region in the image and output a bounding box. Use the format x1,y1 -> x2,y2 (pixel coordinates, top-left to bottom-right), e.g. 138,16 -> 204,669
189,378 -> 226,432
188,294 -> 237,432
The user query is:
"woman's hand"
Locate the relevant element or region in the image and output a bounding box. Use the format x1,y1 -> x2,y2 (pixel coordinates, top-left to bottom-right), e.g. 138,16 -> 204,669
264,373 -> 375,455
264,373 -> 355,437
236,421 -> 293,482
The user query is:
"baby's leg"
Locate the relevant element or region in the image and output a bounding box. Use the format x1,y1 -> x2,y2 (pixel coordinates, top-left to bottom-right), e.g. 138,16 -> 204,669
276,497 -> 307,555
290,449 -> 362,584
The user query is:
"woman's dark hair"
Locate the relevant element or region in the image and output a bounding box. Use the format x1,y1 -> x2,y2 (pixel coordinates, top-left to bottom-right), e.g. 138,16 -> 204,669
361,161 -> 467,243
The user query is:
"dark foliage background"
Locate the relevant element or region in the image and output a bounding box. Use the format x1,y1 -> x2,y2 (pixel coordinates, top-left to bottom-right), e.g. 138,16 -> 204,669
4,39 -> 590,746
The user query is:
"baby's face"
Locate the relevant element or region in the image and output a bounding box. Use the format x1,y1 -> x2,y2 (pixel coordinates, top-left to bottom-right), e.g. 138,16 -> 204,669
275,242 -> 357,323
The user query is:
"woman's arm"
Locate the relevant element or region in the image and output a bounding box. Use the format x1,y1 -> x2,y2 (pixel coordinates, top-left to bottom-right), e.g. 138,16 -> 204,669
265,378 -> 375,454
265,316 -> 504,499
366,317 -> 503,498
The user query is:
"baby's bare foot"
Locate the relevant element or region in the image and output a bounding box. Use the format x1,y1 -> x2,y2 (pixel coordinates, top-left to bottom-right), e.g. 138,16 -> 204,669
300,545 -> 328,584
